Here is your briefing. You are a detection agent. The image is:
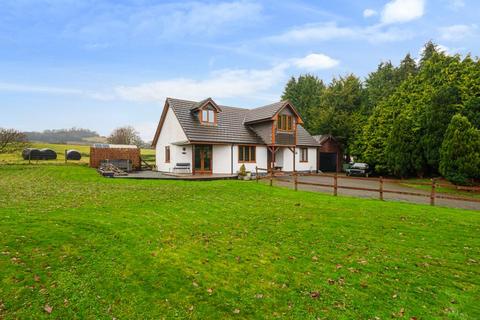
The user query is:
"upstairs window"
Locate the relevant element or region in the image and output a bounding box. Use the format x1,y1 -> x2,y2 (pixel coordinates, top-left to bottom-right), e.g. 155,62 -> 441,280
277,115 -> 293,131
201,109 -> 216,124
238,145 -> 256,162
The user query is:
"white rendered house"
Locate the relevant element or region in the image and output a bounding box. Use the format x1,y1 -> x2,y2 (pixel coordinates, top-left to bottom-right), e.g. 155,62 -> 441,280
152,97 -> 319,175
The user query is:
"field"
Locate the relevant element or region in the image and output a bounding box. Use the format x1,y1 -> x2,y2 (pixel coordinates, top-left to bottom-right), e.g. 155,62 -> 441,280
0,142 -> 156,166
0,165 -> 479,319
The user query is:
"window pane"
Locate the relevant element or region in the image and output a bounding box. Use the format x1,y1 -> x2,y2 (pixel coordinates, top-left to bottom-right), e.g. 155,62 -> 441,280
208,110 -> 215,122
202,110 -> 208,122
245,146 -> 250,161
239,146 -> 244,161
251,146 -> 256,161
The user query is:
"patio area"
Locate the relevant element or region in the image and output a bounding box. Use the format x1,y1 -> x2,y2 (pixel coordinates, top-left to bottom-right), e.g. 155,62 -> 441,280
115,170 -> 238,181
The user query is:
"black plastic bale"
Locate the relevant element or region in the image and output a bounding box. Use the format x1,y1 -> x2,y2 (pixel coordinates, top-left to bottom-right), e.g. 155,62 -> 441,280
66,149 -> 82,161
39,148 -> 57,160
22,148 -> 43,160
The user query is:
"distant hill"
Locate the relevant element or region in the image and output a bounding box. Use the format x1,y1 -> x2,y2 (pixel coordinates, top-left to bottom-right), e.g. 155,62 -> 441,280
24,128 -> 107,145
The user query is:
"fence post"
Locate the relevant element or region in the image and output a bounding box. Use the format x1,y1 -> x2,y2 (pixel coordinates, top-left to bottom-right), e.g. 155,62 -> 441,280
28,152 -> 31,165
430,178 -> 436,206
379,176 -> 384,201
333,173 -> 338,196
294,173 -> 298,191
64,149 -> 67,164
270,171 -> 273,187
256,166 -> 259,183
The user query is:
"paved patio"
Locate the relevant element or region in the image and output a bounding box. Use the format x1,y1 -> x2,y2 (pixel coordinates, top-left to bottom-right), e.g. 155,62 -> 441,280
116,170 -> 238,181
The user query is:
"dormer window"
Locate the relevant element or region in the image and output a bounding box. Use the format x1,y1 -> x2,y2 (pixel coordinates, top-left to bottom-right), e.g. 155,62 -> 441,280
201,109 -> 216,124
191,98 -> 221,126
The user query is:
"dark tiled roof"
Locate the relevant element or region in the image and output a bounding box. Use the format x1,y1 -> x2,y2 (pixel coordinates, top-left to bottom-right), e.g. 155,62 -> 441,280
298,126 -> 320,146
244,101 -> 286,123
168,98 -> 263,144
166,98 -> 319,146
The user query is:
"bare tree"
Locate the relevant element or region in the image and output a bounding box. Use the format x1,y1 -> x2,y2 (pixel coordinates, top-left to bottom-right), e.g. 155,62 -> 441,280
107,126 -> 144,147
0,128 -> 29,153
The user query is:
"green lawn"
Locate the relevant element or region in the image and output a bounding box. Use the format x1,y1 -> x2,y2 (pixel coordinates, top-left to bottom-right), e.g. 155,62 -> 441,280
0,142 -> 156,166
0,165 -> 479,319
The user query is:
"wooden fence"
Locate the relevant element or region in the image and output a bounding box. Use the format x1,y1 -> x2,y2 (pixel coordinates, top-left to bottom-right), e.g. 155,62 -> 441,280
255,167 -> 480,206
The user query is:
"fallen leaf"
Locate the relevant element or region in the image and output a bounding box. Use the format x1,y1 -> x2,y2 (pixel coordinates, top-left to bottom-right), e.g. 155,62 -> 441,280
255,293 -> 263,299
335,264 -> 343,269
192,281 -> 199,287
392,293 -> 398,299
44,304 -> 53,314
327,279 -> 335,285
348,267 -> 359,273
34,275 -> 40,282
207,288 -> 213,295
188,305 -> 194,311
63,299 -> 69,307
233,308 -> 240,314
312,256 -> 318,261
310,291 -> 320,299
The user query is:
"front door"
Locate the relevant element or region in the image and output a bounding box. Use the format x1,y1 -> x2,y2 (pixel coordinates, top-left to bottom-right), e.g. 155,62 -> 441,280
194,145 -> 213,174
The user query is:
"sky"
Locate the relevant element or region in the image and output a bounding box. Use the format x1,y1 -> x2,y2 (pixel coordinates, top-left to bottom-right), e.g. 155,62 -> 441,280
1,0 -> 479,141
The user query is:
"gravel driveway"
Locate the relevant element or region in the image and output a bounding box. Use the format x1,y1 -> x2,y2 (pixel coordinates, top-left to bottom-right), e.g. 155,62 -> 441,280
270,174 -> 480,211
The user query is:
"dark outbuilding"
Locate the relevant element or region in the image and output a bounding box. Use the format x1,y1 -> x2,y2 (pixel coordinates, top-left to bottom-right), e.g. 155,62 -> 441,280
66,149 -> 82,161
313,135 -> 343,173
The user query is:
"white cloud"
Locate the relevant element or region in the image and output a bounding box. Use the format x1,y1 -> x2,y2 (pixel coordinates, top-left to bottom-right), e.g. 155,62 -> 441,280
439,24 -> 477,41
268,22 -> 414,44
363,9 -> 378,18
0,52 -> 339,105
115,64 -> 289,102
381,0 -> 425,24
267,23 -> 355,42
292,53 -> 339,70
64,1 -> 263,43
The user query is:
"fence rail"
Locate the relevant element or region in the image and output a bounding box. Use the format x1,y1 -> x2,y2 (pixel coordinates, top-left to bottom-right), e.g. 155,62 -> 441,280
255,167 -> 480,206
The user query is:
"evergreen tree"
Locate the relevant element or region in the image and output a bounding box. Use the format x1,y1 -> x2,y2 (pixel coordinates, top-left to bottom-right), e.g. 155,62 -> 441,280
281,75 -> 325,131
420,85 -> 462,171
439,115 -> 480,185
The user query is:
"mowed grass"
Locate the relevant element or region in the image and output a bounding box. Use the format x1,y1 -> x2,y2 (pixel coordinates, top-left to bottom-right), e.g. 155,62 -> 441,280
0,165 -> 479,319
0,143 -> 156,166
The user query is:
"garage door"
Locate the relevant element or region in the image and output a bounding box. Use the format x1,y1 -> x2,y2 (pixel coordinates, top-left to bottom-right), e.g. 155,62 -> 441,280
319,152 -> 337,172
